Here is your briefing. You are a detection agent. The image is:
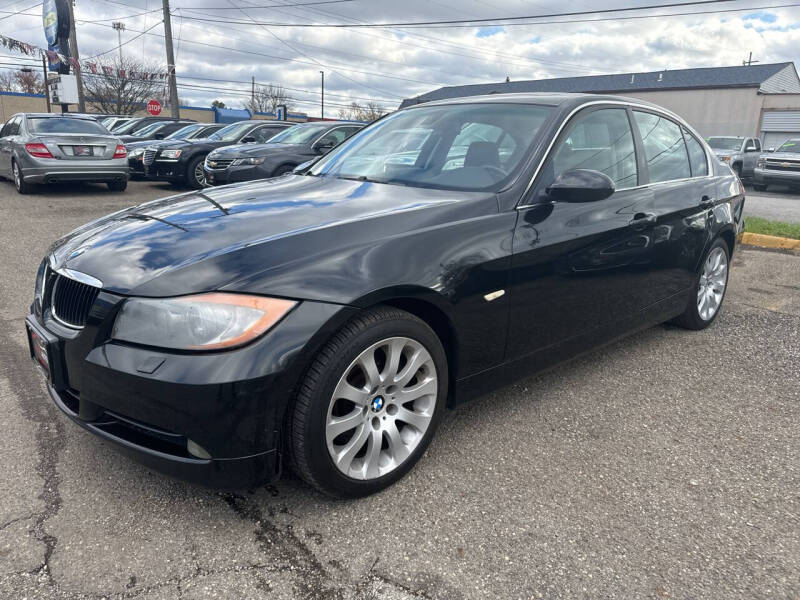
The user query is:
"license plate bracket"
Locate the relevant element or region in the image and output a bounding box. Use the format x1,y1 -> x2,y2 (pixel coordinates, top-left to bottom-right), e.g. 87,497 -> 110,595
73,145 -> 94,156
25,317 -> 66,391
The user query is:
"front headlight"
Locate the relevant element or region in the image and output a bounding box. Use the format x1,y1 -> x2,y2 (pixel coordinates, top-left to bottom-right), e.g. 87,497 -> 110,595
160,149 -> 182,159
757,158 -> 766,168
234,157 -> 265,166
112,293 -> 296,350
718,155 -> 731,162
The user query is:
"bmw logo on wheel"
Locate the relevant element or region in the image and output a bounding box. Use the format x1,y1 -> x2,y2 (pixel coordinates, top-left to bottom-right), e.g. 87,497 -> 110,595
371,396 -> 384,412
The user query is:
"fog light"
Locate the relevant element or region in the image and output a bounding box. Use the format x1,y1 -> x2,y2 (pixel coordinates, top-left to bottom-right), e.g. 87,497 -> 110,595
187,439 -> 212,459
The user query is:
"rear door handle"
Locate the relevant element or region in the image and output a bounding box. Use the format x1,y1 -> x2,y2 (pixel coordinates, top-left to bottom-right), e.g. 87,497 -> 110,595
628,212 -> 656,230
699,195 -> 714,210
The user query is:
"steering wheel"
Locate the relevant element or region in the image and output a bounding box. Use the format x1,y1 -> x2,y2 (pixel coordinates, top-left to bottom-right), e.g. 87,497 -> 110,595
483,165 -> 507,179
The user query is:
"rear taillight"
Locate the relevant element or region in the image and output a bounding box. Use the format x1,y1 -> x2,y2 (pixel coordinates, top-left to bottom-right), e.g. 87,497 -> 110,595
25,143 -> 54,158
113,144 -> 127,159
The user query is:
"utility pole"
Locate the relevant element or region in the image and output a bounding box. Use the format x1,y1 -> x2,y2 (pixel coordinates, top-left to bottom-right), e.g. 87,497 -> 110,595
251,75 -> 255,113
112,21 -> 125,64
743,52 -> 759,66
41,55 -> 52,113
320,70 -> 324,119
162,0 -> 180,118
66,0 -> 86,112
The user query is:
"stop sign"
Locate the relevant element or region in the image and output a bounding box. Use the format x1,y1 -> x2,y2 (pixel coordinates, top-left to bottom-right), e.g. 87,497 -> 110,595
146,99 -> 162,116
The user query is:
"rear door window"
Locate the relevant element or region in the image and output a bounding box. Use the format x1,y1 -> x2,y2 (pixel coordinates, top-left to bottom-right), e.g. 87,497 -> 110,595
682,128 -> 708,177
633,111 -> 691,183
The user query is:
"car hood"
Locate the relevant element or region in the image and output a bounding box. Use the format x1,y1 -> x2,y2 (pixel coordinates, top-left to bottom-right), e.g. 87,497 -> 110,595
211,143 -> 306,159
47,175 -> 495,297
765,151 -> 800,160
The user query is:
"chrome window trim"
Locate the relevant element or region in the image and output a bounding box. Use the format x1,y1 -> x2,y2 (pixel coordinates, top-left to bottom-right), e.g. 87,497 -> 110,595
517,100 -> 713,209
46,262 -> 104,288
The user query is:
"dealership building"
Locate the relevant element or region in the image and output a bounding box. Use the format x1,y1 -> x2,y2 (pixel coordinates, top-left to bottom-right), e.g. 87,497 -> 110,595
400,62 -> 800,149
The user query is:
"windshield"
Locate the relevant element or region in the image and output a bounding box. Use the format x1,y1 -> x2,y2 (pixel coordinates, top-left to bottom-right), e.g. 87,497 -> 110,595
309,103 -> 554,191
112,119 -> 143,134
706,137 -> 742,151
267,123 -> 332,144
165,124 -> 200,140
131,122 -> 165,137
776,139 -> 800,152
28,117 -> 108,135
208,121 -> 256,142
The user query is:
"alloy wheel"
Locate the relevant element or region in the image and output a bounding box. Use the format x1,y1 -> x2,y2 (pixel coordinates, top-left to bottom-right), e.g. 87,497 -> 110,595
194,162 -> 206,187
13,162 -> 21,190
697,246 -> 728,321
326,336 -> 437,480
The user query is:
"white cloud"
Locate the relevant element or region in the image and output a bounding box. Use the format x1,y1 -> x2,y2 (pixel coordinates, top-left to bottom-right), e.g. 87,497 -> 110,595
1,0 -> 798,114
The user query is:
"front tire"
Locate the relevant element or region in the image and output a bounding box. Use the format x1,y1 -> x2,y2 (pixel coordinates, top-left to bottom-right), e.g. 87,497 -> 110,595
186,155 -> 207,189
286,306 -> 447,498
271,163 -> 295,177
12,160 -> 31,194
672,238 -> 730,330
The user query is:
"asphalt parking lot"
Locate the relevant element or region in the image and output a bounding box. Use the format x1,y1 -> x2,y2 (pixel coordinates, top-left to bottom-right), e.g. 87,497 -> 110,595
0,179 -> 798,599
743,184 -> 800,222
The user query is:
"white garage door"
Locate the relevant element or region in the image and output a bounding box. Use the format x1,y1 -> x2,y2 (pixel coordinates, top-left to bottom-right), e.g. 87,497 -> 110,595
761,111 -> 800,150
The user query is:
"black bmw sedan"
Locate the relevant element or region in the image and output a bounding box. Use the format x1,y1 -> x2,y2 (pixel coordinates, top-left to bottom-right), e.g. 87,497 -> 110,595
204,121 -> 363,185
26,93 -> 744,497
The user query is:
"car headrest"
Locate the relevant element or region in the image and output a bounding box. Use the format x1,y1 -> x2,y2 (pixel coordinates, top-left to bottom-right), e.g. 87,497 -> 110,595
464,141 -> 500,168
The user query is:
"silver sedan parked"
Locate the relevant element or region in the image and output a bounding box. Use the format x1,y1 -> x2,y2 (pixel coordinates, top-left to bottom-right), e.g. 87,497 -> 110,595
0,113 -> 129,194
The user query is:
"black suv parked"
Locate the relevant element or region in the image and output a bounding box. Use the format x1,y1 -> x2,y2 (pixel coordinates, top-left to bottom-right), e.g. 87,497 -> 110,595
144,120 -> 294,188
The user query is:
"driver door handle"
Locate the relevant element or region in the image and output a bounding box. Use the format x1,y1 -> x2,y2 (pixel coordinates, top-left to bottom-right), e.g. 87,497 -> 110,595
628,212 -> 657,230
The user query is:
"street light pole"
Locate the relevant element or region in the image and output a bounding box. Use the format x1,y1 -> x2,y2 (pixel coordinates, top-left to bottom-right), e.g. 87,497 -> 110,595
112,21 -> 125,64
320,70 -> 324,119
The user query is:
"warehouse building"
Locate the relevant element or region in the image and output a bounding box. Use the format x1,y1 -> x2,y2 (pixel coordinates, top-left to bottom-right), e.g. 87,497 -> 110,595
400,63 -> 800,148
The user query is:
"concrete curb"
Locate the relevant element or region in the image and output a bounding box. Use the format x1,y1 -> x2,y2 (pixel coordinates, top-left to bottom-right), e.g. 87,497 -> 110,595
742,232 -> 800,252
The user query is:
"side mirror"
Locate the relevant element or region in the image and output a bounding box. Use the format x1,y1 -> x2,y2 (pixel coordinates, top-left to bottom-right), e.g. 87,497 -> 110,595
745,145 -> 757,152
767,147 -> 775,153
241,136 -> 256,143
546,169 -> 615,203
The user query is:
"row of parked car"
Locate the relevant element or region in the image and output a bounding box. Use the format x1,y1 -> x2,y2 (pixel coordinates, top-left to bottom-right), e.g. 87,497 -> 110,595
0,111 -> 363,194
706,135 -> 800,192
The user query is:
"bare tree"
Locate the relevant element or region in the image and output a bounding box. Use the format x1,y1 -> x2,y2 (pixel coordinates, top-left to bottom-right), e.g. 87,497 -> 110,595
82,57 -> 166,115
244,83 -> 292,114
14,70 -> 45,94
337,101 -> 386,122
0,71 -> 16,92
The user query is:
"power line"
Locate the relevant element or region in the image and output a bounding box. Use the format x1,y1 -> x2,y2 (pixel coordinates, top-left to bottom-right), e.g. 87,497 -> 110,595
174,0 -> 741,27
173,0 -> 355,8
85,19 -> 164,59
0,1 -> 41,21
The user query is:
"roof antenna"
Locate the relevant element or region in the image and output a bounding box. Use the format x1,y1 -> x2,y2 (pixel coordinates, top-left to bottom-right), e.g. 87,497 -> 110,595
505,75 -> 510,83
743,52 -> 759,66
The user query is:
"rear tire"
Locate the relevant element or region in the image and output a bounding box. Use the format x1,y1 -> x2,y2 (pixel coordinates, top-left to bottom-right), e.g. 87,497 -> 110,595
672,238 -> 730,330
285,306 -> 447,498
186,155 -> 207,189
12,160 -> 31,194
753,184 -> 767,192
107,179 -> 127,192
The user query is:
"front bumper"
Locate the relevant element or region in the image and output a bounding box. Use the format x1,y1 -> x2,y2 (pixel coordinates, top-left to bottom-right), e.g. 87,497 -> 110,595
145,161 -> 186,183
204,164 -> 267,186
753,167 -> 800,187
25,294 -> 354,488
127,156 -> 146,176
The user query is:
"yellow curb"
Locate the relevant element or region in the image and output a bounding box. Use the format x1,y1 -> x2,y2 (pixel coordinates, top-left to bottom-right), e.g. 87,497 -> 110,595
742,232 -> 800,251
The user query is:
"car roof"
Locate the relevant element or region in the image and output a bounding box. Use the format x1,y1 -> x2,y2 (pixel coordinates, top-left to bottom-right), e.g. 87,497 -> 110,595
409,91 -> 674,111
23,113 -> 97,120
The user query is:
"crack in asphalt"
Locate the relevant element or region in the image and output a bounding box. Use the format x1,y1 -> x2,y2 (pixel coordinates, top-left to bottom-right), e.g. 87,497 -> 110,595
0,325 -> 66,589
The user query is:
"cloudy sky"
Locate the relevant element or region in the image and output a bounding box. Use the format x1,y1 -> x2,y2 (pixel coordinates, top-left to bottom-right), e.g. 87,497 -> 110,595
1,0 -> 799,116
